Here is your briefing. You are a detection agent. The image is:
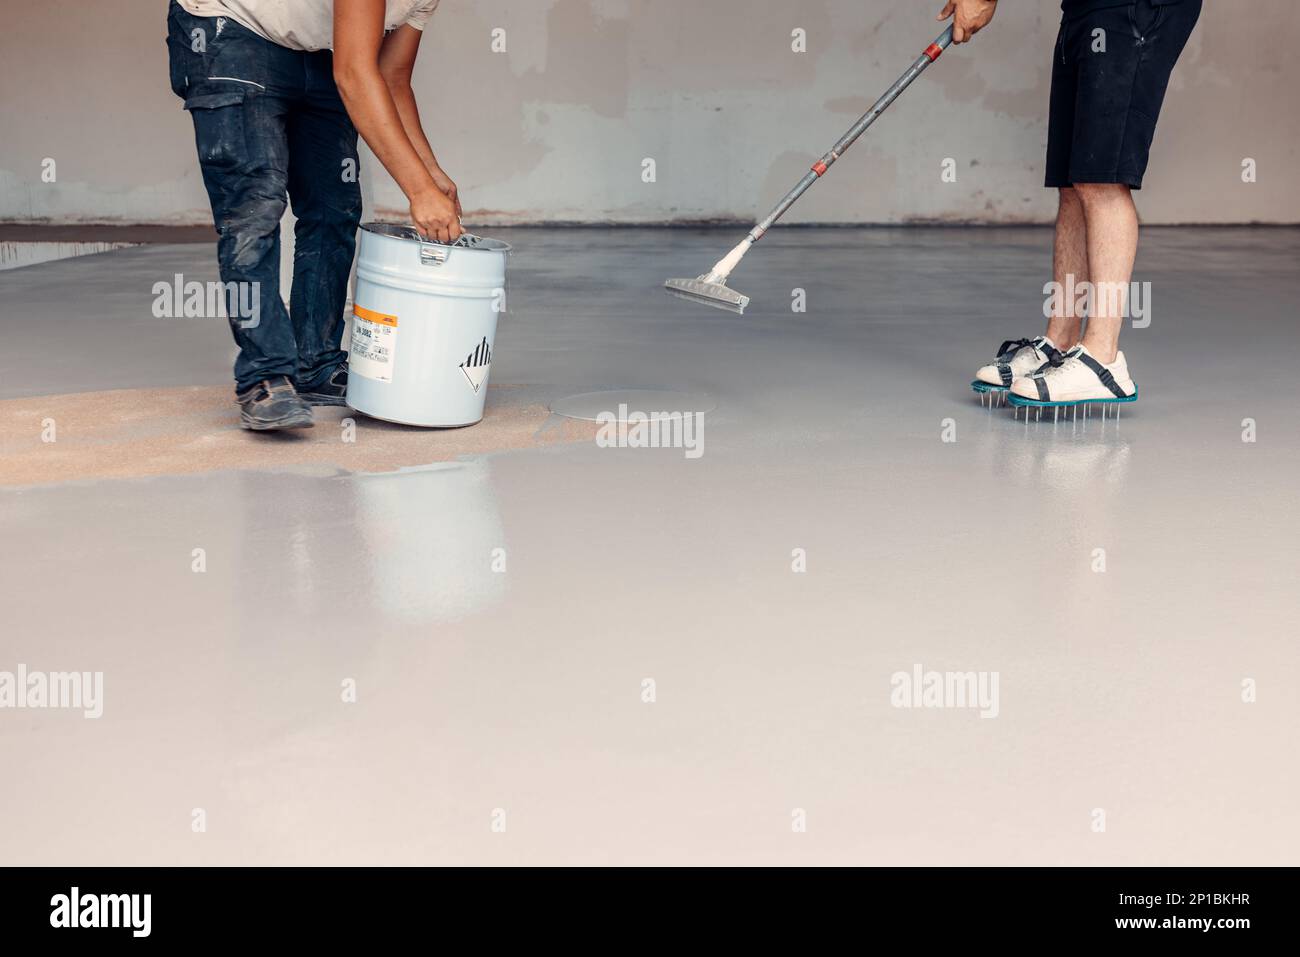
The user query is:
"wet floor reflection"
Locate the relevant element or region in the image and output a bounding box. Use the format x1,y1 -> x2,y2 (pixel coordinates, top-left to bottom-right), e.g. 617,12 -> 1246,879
352,460 -> 506,624
981,407 -> 1133,494
223,459 -> 507,633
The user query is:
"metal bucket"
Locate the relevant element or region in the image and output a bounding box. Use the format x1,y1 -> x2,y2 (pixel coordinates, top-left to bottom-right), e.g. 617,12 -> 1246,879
347,223 -> 509,427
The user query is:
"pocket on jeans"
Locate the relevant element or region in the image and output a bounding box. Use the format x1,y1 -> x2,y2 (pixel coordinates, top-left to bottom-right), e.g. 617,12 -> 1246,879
1130,0 -> 1165,38
184,90 -> 248,171
168,43 -> 191,98
166,8 -> 200,98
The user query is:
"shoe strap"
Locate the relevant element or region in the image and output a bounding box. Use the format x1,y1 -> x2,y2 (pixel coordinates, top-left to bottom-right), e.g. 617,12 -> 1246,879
1035,338 -> 1064,364
1074,351 -> 1128,398
996,337 -> 1033,359
1034,344 -> 1081,377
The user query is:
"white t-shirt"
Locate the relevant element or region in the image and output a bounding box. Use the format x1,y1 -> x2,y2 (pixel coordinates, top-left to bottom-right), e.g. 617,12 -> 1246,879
176,0 -> 440,52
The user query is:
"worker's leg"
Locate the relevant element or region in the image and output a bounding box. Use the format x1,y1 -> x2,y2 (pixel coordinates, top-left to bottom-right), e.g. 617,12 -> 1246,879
287,48 -> 364,399
1073,183 -> 1137,364
1046,187 -> 1087,351
169,3 -> 300,393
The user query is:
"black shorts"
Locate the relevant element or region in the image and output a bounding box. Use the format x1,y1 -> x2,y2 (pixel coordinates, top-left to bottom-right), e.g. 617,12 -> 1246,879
1046,0 -> 1201,190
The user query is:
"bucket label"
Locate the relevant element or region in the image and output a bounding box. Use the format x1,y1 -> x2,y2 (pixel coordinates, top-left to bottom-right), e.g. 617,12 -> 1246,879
459,336 -> 492,394
349,305 -> 398,383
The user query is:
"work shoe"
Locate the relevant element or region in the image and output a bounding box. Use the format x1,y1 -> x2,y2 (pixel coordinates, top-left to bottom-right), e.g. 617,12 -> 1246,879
236,376 -> 314,431
296,366 -> 350,407
1008,344 -> 1137,407
974,336 -> 1063,389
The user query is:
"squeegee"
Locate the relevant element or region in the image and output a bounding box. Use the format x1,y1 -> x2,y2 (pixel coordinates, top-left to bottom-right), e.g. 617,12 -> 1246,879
664,25 -> 955,314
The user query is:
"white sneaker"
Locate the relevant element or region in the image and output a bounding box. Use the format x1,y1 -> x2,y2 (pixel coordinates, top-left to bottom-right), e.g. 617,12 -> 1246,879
1008,344 -> 1137,406
973,335 -> 1063,392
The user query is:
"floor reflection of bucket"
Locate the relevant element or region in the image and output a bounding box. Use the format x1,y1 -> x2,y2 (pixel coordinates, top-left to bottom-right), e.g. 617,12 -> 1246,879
355,459 -> 505,623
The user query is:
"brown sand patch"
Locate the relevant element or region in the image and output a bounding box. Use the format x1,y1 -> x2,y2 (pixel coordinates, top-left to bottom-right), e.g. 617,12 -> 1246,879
0,385 -> 598,487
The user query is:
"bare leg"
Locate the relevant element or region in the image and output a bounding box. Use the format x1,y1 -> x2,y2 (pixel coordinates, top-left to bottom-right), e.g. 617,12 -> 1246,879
1046,187 -> 1087,350
1074,182 -> 1138,364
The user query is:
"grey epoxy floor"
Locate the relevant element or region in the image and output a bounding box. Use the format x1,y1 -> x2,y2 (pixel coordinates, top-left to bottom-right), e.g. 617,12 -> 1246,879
1,227 -> 1297,865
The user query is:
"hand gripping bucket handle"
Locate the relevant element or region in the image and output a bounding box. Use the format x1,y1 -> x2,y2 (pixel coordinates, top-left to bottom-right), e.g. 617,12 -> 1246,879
359,223 -> 501,267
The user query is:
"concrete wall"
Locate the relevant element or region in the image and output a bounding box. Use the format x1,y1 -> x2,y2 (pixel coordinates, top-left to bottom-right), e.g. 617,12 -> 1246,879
1,0 -> 1296,225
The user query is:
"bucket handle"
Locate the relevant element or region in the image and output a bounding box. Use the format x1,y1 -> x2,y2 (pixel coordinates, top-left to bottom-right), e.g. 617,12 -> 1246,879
419,241 -> 449,267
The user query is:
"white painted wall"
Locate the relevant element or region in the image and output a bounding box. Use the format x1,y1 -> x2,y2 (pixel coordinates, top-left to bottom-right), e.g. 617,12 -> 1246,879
0,0 -> 1296,225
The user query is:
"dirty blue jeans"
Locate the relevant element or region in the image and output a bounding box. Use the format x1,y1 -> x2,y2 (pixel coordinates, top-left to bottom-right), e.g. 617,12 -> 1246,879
166,0 -> 360,394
